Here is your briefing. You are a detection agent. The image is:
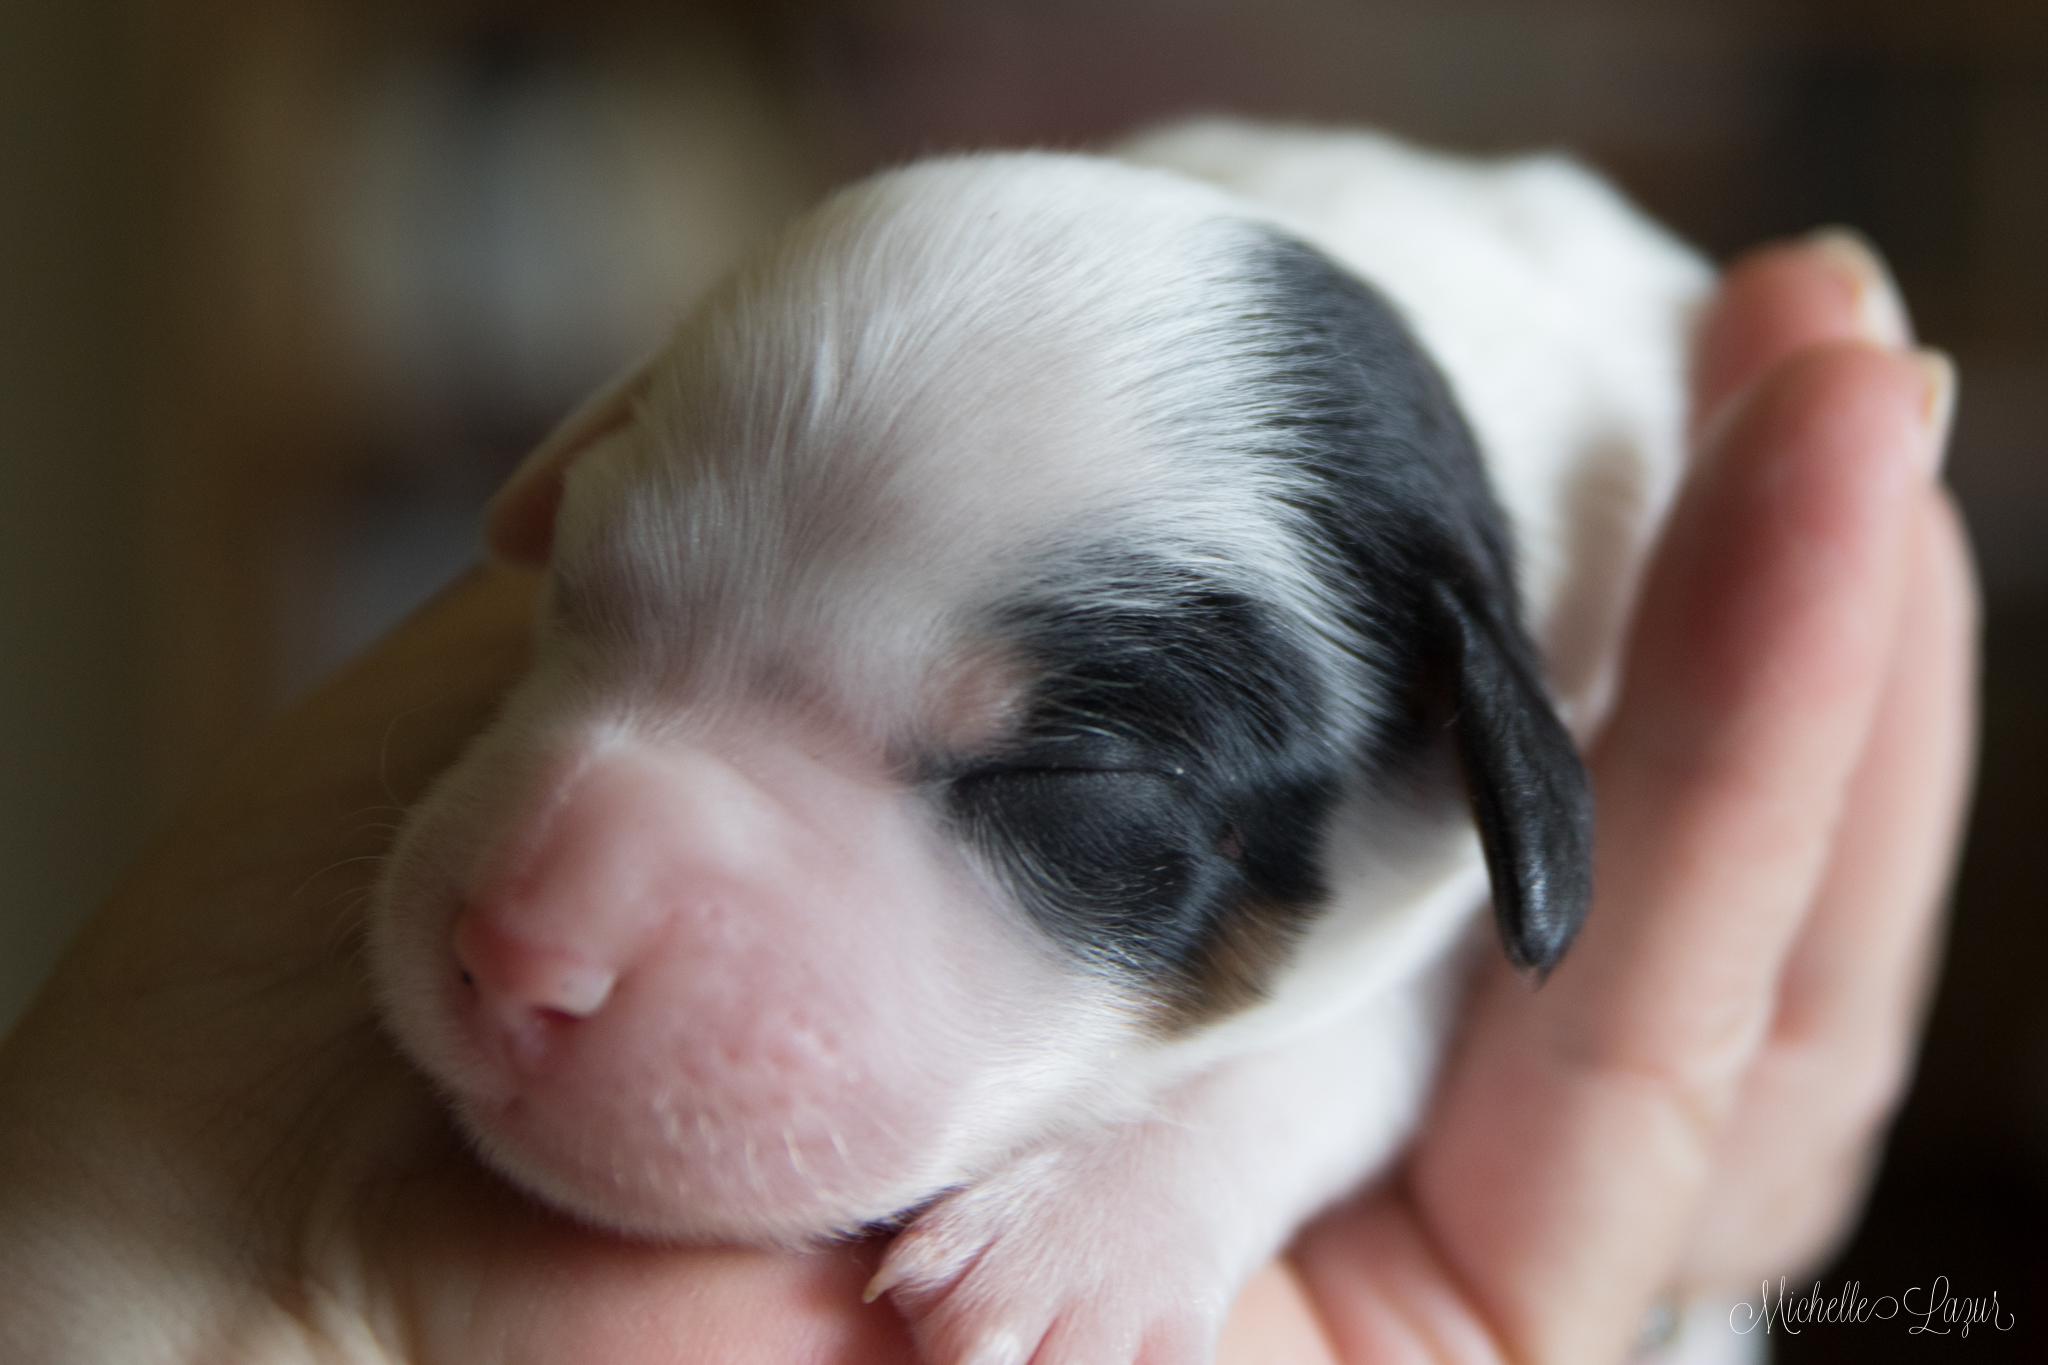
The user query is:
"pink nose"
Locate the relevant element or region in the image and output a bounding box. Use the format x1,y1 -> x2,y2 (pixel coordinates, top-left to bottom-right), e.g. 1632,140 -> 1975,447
451,911 -> 616,1018
450,907 -> 618,1076
447,743 -> 793,1075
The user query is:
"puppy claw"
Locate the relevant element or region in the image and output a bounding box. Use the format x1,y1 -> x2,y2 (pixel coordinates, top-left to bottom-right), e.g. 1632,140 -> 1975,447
862,1246 -> 929,1305
876,1144 -> 1230,1365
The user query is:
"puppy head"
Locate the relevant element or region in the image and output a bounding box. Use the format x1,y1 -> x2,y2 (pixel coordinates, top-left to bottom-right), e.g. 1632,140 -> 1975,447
370,152 -> 1589,1243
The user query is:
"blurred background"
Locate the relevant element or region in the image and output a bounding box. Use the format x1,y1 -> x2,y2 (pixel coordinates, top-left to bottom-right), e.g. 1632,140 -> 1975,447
2,0 -> 2040,1356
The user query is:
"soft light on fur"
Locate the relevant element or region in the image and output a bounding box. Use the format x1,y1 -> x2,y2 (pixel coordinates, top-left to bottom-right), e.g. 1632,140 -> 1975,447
371,121 -> 1711,1363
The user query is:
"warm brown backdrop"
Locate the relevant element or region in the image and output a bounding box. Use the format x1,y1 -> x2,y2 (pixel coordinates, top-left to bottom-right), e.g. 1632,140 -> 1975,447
3,2 -> 2040,1357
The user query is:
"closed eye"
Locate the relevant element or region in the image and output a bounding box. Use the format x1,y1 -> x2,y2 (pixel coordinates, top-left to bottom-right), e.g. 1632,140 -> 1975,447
942,730 -> 1188,785
954,760 -> 1187,782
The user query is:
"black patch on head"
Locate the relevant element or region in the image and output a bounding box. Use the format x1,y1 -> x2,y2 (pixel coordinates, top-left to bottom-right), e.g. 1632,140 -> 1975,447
938,228 -> 1594,1010
942,554 -> 1339,1013
1241,232 -> 1594,974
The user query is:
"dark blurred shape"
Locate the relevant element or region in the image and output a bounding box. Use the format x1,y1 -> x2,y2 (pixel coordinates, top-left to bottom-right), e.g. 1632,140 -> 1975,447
140,4 -> 825,763
782,0 -> 1793,252
304,15 -> 824,693
0,0 -> 149,1037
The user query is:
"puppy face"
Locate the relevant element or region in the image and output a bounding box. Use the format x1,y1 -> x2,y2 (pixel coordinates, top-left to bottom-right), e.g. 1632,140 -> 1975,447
369,152 -> 1589,1244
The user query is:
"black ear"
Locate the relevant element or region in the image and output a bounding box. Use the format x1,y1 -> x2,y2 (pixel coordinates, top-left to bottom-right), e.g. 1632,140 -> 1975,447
1426,579 -> 1593,975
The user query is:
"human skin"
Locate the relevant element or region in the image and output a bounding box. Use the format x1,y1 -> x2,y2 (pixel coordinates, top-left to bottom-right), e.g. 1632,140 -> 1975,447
0,236 -> 1973,1364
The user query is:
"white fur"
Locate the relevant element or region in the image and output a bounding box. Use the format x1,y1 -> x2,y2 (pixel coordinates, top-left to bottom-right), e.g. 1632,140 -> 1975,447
372,120 -> 1712,1363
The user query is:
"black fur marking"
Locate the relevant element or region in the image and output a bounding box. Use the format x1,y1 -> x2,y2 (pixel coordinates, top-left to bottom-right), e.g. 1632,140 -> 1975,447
938,228 -> 1594,1000
1243,232 -> 1595,973
944,558 -> 1339,999
1427,581 -> 1595,972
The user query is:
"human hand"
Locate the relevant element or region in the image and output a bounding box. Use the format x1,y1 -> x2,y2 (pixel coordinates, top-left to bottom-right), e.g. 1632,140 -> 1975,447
1223,233 -> 1975,1361
0,232 -> 1971,1365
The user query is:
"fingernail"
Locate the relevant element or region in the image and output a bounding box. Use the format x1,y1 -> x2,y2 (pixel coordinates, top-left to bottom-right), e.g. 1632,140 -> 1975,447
1804,227 -> 1914,349
1914,348 -> 1956,475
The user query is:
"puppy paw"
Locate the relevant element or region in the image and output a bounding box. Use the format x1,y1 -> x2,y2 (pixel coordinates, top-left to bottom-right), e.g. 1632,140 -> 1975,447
868,1140 -> 1236,1365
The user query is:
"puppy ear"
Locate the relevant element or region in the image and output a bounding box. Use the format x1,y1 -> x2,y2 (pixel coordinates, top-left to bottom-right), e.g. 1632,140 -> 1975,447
483,362 -> 655,566
1427,578 -> 1594,976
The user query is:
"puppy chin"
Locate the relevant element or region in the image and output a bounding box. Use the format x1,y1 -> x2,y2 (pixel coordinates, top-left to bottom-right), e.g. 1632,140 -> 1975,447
451,1086 -> 953,1247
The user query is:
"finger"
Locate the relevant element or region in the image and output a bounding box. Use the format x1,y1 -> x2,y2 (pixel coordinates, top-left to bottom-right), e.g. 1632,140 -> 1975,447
1679,487 -> 1978,1281
1370,343 -> 1943,1364
370,1154 -> 913,1365
1561,341 -> 1943,1086
1216,1262 -> 1342,1365
1293,1188 -> 1515,1364
1772,486 -> 1975,1077
1692,231 -> 1912,438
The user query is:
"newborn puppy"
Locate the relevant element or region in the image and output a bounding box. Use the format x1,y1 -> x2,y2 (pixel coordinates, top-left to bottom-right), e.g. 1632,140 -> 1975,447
371,121 -> 1710,1363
